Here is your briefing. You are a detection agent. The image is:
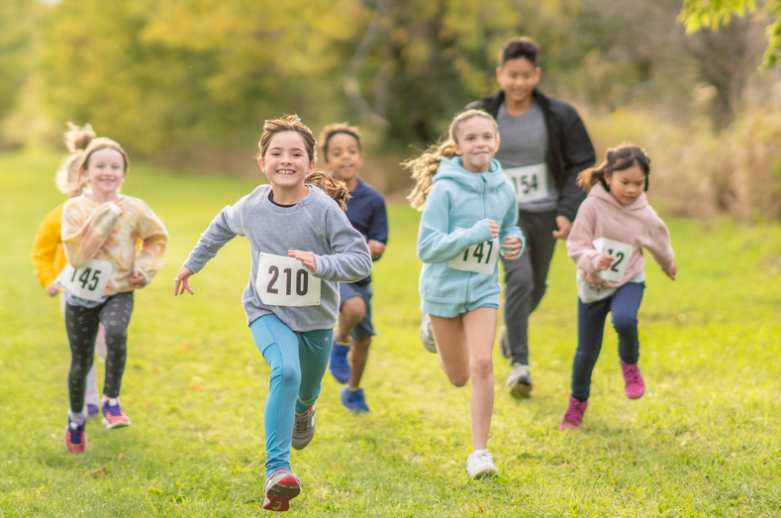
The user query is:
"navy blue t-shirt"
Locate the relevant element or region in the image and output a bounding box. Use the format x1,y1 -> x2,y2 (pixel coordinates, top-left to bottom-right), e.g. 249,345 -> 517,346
344,178 -> 388,286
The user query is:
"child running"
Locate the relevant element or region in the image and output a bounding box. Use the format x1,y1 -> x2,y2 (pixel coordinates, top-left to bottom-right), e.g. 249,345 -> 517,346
60,135 -> 168,453
32,123 -> 106,419
174,115 -> 372,512
560,144 -> 676,430
406,109 -> 525,478
319,123 -> 388,414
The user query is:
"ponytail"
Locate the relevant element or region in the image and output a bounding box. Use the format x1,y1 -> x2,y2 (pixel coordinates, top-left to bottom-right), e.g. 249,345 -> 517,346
306,169 -> 351,210
404,139 -> 458,211
55,122 -> 97,196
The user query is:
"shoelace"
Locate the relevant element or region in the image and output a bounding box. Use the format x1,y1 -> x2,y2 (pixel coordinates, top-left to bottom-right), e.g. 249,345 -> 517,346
563,401 -> 586,423
294,410 -> 313,432
68,422 -> 84,441
105,404 -> 123,417
623,365 -> 641,384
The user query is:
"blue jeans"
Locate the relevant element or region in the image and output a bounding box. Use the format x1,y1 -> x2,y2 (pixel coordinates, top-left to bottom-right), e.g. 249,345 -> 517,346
249,315 -> 333,476
570,282 -> 644,402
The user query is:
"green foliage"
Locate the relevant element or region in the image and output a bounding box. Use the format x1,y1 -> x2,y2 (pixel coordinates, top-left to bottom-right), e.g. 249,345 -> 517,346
0,0 -> 34,130
2,151 -> 781,516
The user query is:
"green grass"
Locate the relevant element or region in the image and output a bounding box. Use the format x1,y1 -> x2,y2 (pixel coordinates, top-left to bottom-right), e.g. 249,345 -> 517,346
1,149 -> 780,517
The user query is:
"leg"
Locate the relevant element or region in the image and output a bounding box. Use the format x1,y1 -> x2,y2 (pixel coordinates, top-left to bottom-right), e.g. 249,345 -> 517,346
295,328 -> 333,413
329,284 -> 364,383
429,314 -> 470,387
527,212 -> 559,313
501,241 -> 533,366
610,283 -> 645,364
347,336 -> 371,389
251,315 -> 302,476
65,303 -> 100,414
570,297 -> 611,402
462,307 -> 497,452
98,293 -> 133,399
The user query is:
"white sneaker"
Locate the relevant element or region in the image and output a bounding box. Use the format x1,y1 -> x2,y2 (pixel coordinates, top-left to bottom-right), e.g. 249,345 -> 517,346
506,363 -> 533,399
466,449 -> 498,479
291,404 -> 316,450
419,313 -> 437,353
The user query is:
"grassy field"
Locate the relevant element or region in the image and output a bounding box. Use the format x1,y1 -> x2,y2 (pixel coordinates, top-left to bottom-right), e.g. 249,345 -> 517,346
1,149 -> 780,517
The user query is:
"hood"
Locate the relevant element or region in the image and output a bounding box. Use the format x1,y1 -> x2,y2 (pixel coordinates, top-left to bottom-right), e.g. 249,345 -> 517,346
432,156 -> 508,192
589,182 -> 648,211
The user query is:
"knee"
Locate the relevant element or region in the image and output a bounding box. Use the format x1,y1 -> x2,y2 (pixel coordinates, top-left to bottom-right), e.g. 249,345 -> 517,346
275,362 -> 301,387
340,298 -> 366,321
448,373 -> 470,387
470,354 -> 493,380
103,328 -> 127,346
612,314 -> 638,335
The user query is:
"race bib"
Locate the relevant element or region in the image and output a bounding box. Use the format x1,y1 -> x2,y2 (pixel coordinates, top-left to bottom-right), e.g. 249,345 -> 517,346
448,229 -> 500,275
58,260 -> 113,301
256,253 -> 321,306
505,164 -> 549,204
592,237 -> 633,283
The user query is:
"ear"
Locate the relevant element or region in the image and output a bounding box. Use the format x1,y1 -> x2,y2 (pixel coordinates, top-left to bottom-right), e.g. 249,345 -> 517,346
495,66 -> 503,83
258,157 -> 264,171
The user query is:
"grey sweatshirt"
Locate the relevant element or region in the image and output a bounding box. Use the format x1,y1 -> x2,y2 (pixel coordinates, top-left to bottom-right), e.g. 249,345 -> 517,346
184,184 -> 372,332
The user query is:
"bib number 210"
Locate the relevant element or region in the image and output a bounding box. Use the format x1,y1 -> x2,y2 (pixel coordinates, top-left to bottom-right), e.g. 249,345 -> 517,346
256,253 -> 321,306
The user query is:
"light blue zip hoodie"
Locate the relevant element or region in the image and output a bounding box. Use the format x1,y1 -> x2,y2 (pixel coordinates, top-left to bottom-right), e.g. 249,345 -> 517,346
417,156 -> 525,317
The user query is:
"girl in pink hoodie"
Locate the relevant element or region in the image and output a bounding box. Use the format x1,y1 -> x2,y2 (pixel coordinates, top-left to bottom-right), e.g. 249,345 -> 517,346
560,145 -> 676,430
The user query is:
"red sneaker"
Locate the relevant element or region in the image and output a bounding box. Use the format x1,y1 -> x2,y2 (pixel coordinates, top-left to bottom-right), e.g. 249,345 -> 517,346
620,361 -> 646,399
560,395 -> 589,430
101,398 -> 131,429
263,468 -> 301,512
64,417 -> 87,454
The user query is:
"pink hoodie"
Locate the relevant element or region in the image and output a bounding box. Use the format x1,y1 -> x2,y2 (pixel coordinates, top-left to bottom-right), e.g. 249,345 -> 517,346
567,183 -> 675,288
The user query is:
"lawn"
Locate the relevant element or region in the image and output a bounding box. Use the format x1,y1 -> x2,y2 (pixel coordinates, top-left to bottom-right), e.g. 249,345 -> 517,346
1,149 -> 780,517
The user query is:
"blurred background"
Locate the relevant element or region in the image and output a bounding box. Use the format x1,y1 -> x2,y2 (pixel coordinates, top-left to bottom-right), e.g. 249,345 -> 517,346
2,0 -> 780,221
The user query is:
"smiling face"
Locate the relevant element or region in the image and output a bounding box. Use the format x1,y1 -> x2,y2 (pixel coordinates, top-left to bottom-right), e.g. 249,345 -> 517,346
323,132 -> 363,188
453,116 -> 499,173
85,148 -> 126,200
258,130 -> 315,194
496,56 -> 540,111
604,165 -> 647,206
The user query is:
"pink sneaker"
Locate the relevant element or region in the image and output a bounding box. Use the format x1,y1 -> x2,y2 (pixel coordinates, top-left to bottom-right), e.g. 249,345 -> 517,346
560,395 -> 588,430
620,361 -> 645,399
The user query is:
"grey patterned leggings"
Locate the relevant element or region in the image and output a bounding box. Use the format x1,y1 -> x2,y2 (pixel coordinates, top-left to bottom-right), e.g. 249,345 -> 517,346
65,292 -> 133,412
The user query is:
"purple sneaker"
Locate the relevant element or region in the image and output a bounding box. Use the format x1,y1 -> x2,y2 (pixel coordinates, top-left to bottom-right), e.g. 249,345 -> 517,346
329,342 -> 351,384
560,395 -> 589,430
620,361 -> 645,399
65,416 -> 87,454
87,403 -> 100,420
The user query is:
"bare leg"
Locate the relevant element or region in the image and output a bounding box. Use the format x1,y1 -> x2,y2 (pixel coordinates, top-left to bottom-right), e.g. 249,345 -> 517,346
462,308 -> 497,451
348,335 -> 371,389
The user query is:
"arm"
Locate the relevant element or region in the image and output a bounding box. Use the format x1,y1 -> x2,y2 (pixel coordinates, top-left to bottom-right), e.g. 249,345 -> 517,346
498,190 -> 525,260
32,206 -> 63,290
566,203 -> 605,273
556,108 -> 595,224
417,183 -> 493,263
302,206 -> 372,282
61,199 -> 123,268
645,215 -> 676,280
367,197 -> 389,261
132,201 -> 169,286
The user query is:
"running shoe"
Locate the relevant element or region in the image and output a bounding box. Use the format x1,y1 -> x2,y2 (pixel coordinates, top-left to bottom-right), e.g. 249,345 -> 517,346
329,342 -> 351,384
620,361 -> 645,399
263,468 -> 301,512
506,363 -> 533,399
291,404 -> 316,451
466,449 -> 498,479
64,416 -> 87,454
340,387 -> 370,414
101,398 -> 131,429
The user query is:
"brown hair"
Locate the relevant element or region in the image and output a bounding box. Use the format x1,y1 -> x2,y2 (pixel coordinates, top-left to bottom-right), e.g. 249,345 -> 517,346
55,122 -> 96,195
404,109 -> 499,210
577,144 -> 651,193
258,115 -> 350,210
318,123 -> 363,161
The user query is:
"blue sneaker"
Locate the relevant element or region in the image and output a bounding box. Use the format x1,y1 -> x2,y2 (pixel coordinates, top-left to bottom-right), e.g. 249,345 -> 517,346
329,342 -> 351,384
340,387 -> 370,414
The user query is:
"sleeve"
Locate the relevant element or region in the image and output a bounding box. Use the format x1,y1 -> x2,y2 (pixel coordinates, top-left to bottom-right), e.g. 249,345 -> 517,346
556,108 -> 595,222
311,204 -> 373,282
366,195 -> 388,245
498,189 -> 525,253
566,201 -> 603,273
133,201 -> 169,284
416,183 -> 493,263
31,206 -> 63,287
61,200 -> 122,268
183,198 -> 247,274
645,213 -> 675,272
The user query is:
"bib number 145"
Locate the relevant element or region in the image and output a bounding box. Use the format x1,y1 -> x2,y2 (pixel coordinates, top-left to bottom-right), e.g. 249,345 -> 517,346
256,253 -> 321,306
57,259 -> 113,301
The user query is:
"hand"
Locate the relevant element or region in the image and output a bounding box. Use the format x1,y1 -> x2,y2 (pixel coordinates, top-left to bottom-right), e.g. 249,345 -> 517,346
45,282 -> 60,297
665,263 -> 677,281
552,216 -> 572,240
289,250 -> 316,272
174,266 -> 195,295
113,196 -> 125,212
368,240 -> 386,261
596,254 -> 614,271
129,271 -> 147,290
487,219 -> 499,239
500,236 -> 523,260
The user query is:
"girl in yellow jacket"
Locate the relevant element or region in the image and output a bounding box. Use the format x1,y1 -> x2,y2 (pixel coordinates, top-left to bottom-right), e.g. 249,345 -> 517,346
31,123 -> 105,419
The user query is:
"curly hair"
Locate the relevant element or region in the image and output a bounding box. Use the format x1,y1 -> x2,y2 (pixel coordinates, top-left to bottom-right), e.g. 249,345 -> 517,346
318,122 -> 363,161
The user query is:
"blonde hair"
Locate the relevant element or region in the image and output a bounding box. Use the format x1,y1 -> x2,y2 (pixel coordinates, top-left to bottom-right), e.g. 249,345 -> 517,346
55,122 -> 96,195
318,123 -> 363,161
577,144 -> 651,193
405,109 -> 498,210
69,137 -> 130,195
258,115 -> 351,210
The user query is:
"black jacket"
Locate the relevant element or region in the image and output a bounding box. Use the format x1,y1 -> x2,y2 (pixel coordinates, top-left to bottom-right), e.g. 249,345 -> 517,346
467,89 -> 595,222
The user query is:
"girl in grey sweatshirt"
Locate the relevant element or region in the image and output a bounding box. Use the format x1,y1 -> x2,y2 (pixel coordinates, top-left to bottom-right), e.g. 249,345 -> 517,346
174,116 -> 372,512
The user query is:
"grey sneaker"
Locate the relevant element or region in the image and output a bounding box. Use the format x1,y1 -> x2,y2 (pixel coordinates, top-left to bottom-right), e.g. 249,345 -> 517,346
291,404 -> 316,451
506,363 -> 533,399
263,468 -> 301,512
419,313 -> 437,353
466,449 -> 498,479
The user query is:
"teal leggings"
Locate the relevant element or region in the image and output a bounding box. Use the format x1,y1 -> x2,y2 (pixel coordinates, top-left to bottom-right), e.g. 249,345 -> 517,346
250,314 -> 333,476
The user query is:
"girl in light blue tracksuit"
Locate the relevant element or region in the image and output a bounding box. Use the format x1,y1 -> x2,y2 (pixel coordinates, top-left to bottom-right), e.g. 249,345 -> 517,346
406,109 -> 525,479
